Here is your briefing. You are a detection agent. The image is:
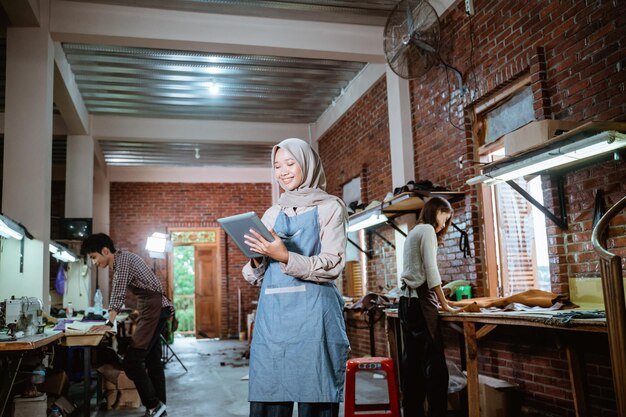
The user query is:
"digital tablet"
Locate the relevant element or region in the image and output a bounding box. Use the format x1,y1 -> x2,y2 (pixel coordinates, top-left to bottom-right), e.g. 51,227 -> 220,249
217,212 -> 274,258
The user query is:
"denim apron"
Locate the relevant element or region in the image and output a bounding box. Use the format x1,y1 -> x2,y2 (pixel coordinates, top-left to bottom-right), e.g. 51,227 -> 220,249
249,207 -> 350,403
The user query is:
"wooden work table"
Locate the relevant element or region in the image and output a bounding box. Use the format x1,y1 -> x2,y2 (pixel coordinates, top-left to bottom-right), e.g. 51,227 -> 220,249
0,331 -> 63,351
0,331 -> 63,417
385,309 -> 607,417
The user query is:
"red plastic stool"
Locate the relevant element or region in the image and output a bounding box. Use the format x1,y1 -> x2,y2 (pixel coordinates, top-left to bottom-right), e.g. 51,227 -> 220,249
344,357 -> 401,417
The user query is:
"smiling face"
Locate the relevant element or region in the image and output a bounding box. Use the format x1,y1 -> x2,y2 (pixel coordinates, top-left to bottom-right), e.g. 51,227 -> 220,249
274,147 -> 303,191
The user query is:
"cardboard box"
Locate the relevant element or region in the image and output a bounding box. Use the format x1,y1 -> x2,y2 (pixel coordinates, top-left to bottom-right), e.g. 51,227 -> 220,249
37,370 -> 69,396
97,364 -> 136,390
103,388 -> 141,410
54,396 -> 76,415
116,371 -> 136,390
105,390 -> 117,410
12,394 -> 47,417
116,389 -> 141,409
98,364 -> 139,409
478,374 -> 518,417
503,120 -> 581,156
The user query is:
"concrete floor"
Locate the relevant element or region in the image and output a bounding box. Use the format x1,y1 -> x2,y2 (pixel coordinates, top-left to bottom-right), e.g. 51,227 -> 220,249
85,337 -> 391,417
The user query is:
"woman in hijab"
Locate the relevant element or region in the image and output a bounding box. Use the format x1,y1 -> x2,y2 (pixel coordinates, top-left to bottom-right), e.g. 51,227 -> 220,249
242,138 -> 349,417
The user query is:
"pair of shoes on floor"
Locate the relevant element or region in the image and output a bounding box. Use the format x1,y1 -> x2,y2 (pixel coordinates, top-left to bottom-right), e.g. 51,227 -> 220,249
144,401 -> 166,417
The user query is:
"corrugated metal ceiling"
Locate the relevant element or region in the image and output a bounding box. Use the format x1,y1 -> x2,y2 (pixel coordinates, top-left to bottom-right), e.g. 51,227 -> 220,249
99,140 -> 276,167
62,43 -> 367,123
2,1 -> 407,167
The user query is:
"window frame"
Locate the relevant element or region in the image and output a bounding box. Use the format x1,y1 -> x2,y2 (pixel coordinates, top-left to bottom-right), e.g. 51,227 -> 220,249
474,75 -> 544,297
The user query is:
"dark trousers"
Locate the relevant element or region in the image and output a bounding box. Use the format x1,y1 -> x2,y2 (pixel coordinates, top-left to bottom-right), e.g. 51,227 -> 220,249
399,297 -> 448,417
123,308 -> 170,409
249,401 -> 339,417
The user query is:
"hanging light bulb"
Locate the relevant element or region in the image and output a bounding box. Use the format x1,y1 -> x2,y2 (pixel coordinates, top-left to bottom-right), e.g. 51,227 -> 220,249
195,147 -> 200,159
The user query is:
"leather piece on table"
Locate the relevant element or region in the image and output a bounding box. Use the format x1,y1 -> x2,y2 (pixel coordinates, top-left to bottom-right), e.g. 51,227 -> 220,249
448,289 -> 569,313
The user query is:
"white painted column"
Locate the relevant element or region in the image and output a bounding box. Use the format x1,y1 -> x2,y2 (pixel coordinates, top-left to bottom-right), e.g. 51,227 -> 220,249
2,26 -> 54,306
386,67 -> 416,286
93,159 -> 111,308
93,162 -> 110,235
65,135 -> 94,217
63,135 -> 95,311
386,67 -> 415,188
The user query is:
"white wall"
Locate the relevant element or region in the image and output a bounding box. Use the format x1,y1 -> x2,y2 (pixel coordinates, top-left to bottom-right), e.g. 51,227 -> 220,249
62,259 -> 90,311
0,238 -> 45,302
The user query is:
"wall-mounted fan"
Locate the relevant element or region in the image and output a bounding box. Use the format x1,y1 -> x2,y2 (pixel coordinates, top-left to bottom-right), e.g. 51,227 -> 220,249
383,0 -> 441,79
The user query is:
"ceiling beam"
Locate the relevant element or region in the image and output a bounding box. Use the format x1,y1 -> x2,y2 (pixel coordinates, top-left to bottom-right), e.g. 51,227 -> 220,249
53,42 -> 90,134
91,115 -> 310,144
0,0 -> 39,26
109,166 -> 271,183
49,0 -> 385,63
0,113 -> 69,135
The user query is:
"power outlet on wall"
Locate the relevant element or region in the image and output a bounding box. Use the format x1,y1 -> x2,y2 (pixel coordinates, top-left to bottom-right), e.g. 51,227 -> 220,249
465,0 -> 474,16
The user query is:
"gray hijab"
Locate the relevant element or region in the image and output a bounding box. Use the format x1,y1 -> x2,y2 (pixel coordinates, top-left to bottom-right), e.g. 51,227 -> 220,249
272,138 -> 342,208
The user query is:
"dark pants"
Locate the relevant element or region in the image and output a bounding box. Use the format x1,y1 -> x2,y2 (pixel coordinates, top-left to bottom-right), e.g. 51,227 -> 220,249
249,401 -> 339,417
123,308 -> 170,409
399,296 -> 448,417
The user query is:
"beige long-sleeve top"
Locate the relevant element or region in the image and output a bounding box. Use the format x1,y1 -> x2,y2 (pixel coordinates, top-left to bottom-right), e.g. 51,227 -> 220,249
242,199 -> 347,286
400,223 -> 442,298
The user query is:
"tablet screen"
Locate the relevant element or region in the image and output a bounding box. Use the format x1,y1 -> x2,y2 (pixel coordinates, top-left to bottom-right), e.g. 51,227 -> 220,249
217,212 -> 274,258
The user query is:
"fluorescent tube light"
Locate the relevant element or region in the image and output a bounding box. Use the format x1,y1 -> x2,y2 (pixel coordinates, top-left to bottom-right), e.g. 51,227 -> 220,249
50,241 -> 78,262
347,210 -> 388,233
0,215 -> 24,240
468,130 -> 626,186
58,251 -> 77,263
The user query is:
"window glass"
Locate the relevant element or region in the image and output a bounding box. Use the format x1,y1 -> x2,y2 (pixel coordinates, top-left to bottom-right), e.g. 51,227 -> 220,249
487,148 -> 550,296
484,86 -> 534,144
342,177 -> 363,296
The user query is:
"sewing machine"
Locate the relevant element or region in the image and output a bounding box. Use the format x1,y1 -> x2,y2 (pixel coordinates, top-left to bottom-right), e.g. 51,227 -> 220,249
0,296 -> 44,339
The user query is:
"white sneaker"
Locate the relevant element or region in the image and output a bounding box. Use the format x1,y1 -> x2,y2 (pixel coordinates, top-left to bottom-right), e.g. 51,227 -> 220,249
144,402 -> 166,417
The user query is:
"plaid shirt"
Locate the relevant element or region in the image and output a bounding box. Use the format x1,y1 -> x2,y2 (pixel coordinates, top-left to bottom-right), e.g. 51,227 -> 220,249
109,250 -> 173,313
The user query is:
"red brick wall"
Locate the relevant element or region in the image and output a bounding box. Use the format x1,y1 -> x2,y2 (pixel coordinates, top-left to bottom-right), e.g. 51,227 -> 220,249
318,0 -> 625,415
319,77 -> 392,203
318,77 -> 395,358
109,182 -> 272,338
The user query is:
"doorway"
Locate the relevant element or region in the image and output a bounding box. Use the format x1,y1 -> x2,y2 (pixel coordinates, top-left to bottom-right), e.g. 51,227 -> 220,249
172,245 -> 195,336
169,228 -> 221,339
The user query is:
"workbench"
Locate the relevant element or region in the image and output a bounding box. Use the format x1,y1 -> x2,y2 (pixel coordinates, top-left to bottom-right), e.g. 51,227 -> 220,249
0,331 -> 63,417
60,332 -> 107,417
385,309 -> 607,417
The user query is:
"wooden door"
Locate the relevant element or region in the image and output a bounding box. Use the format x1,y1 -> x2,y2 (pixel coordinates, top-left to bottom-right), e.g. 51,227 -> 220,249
194,245 -> 220,338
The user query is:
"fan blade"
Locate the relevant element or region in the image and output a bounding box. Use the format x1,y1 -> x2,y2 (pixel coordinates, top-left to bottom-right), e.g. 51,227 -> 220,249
388,42 -> 409,67
405,1 -> 415,34
411,38 -> 437,53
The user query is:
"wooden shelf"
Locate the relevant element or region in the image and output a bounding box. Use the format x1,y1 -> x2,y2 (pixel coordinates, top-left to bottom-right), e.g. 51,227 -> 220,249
347,189 -> 464,233
381,190 -> 464,217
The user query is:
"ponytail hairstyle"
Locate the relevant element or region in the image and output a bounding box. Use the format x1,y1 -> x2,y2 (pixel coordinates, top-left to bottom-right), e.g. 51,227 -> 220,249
417,196 -> 453,243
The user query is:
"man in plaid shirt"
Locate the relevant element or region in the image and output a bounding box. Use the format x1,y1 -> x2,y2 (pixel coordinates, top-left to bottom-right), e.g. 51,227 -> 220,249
83,233 -> 173,417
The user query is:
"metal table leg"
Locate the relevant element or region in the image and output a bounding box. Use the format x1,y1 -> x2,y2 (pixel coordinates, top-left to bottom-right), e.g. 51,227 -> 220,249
83,347 -> 91,417
0,352 -> 24,417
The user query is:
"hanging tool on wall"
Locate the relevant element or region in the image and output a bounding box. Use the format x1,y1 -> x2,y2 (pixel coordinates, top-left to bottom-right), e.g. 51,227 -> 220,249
451,222 -> 471,258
